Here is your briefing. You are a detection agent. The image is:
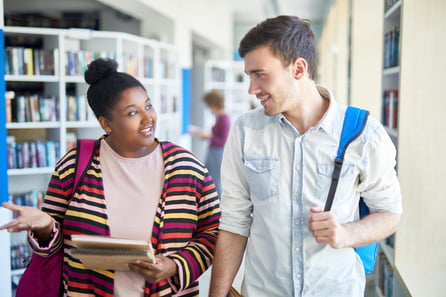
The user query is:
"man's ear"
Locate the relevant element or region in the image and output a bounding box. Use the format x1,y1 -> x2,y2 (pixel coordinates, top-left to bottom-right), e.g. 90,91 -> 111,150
292,57 -> 307,79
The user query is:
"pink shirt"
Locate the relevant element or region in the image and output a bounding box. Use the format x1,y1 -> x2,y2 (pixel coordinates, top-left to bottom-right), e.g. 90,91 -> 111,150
100,139 -> 164,297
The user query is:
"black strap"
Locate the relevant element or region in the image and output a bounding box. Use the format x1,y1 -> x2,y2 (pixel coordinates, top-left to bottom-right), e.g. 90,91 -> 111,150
323,106 -> 369,212
324,159 -> 343,211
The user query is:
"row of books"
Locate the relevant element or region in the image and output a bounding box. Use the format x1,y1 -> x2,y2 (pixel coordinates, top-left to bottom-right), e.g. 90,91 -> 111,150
5,91 -> 59,123
5,91 -> 178,124
65,51 -> 163,79
9,190 -> 44,217
9,190 -> 44,271
65,50 -> 116,76
383,26 -> 400,69
158,59 -> 176,80
5,46 -> 171,79
10,236 -> 32,270
144,57 -> 154,78
66,95 -> 96,122
382,89 -> 398,129
4,47 -> 58,76
5,12 -> 100,30
159,94 -> 178,114
209,66 -> 245,83
7,137 -> 59,169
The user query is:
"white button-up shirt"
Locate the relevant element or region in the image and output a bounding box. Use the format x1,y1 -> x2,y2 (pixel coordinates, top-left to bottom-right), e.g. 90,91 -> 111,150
220,88 -> 402,297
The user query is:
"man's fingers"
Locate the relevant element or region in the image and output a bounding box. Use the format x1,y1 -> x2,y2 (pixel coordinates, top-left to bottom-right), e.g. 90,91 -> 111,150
310,206 -> 324,213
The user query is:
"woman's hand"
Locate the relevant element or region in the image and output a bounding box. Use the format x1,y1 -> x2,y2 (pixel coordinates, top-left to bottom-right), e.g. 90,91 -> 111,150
0,202 -> 54,234
128,254 -> 178,284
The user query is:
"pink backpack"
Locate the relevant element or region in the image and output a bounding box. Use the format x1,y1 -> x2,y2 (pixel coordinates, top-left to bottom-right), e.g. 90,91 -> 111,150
16,139 -> 97,297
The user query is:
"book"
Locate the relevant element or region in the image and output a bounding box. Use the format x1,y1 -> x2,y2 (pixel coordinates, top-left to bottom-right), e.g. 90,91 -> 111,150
70,235 -> 155,271
5,91 -> 15,123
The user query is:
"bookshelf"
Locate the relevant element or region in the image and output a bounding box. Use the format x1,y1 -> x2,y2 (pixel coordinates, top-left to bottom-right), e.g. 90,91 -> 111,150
381,0 -> 400,146
2,26 -> 181,296
374,0 -> 446,296
373,1 -> 406,297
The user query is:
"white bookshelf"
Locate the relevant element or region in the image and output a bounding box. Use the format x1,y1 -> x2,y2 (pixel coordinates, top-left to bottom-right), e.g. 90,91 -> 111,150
374,1 -> 404,296
2,25 -> 182,296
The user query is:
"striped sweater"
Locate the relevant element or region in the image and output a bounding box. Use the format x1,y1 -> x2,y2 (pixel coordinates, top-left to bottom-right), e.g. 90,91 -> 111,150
38,139 -> 221,297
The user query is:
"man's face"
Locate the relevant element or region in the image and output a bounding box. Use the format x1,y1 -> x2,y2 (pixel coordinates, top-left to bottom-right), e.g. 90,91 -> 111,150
244,45 -> 300,116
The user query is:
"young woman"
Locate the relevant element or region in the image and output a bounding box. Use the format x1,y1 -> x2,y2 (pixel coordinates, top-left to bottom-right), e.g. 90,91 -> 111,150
1,58 -> 221,297
189,90 -> 230,196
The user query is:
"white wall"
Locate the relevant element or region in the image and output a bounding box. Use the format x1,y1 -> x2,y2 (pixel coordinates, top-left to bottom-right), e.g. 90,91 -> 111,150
349,0 -> 384,118
317,0 -> 349,104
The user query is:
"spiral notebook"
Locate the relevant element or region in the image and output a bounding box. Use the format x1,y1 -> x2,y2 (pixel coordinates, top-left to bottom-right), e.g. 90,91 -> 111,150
70,235 -> 155,271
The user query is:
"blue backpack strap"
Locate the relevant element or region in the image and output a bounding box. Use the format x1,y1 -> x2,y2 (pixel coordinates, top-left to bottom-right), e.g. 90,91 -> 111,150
324,106 -> 369,211
336,106 -> 369,161
323,106 -> 378,274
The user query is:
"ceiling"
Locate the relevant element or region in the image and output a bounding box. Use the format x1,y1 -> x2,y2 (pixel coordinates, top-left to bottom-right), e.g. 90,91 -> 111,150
232,0 -> 333,37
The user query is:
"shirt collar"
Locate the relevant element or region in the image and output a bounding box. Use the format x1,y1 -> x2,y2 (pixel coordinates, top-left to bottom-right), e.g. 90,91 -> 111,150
316,86 -> 338,137
277,86 -> 339,136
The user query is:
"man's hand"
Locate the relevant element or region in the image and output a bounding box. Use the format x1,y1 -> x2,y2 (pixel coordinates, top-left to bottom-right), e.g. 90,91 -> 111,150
308,206 -> 350,249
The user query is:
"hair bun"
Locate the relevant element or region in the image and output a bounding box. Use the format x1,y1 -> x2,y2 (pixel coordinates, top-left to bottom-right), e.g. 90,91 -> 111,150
84,58 -> 118,85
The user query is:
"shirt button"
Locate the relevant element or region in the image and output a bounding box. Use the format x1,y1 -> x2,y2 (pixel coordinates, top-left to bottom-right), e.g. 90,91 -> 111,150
296,137 -> 302,143
296,274 -> 301,279
295,247 -> 300,252
296,164 -> 301,170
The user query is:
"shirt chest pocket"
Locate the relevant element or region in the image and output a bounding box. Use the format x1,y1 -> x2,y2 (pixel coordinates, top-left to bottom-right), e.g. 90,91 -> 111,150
244,158 -> 280,201
316,163 -> 359,204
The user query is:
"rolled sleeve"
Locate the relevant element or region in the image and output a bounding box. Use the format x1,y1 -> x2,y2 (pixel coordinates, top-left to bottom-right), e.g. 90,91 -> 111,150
360,123 -> 403,214
219,120 -> 253,237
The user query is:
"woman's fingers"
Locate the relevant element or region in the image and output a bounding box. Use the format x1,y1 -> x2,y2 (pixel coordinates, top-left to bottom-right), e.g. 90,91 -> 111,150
2,201 -> 23,213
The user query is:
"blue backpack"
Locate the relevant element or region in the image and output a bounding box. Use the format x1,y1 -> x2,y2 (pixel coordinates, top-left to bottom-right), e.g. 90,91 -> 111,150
323,106 -> 378,274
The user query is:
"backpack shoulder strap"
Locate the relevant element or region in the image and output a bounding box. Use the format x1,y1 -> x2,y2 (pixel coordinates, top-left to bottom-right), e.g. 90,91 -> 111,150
336,106 -> 369,162
72,139 -> 97,200
324,106 -> 369,211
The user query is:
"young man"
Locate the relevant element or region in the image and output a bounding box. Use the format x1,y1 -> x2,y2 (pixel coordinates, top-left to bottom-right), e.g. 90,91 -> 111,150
209,15 -> 402,297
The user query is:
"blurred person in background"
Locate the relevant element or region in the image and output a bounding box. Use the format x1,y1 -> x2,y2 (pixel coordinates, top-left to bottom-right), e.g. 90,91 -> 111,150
190,90 -> 231,196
